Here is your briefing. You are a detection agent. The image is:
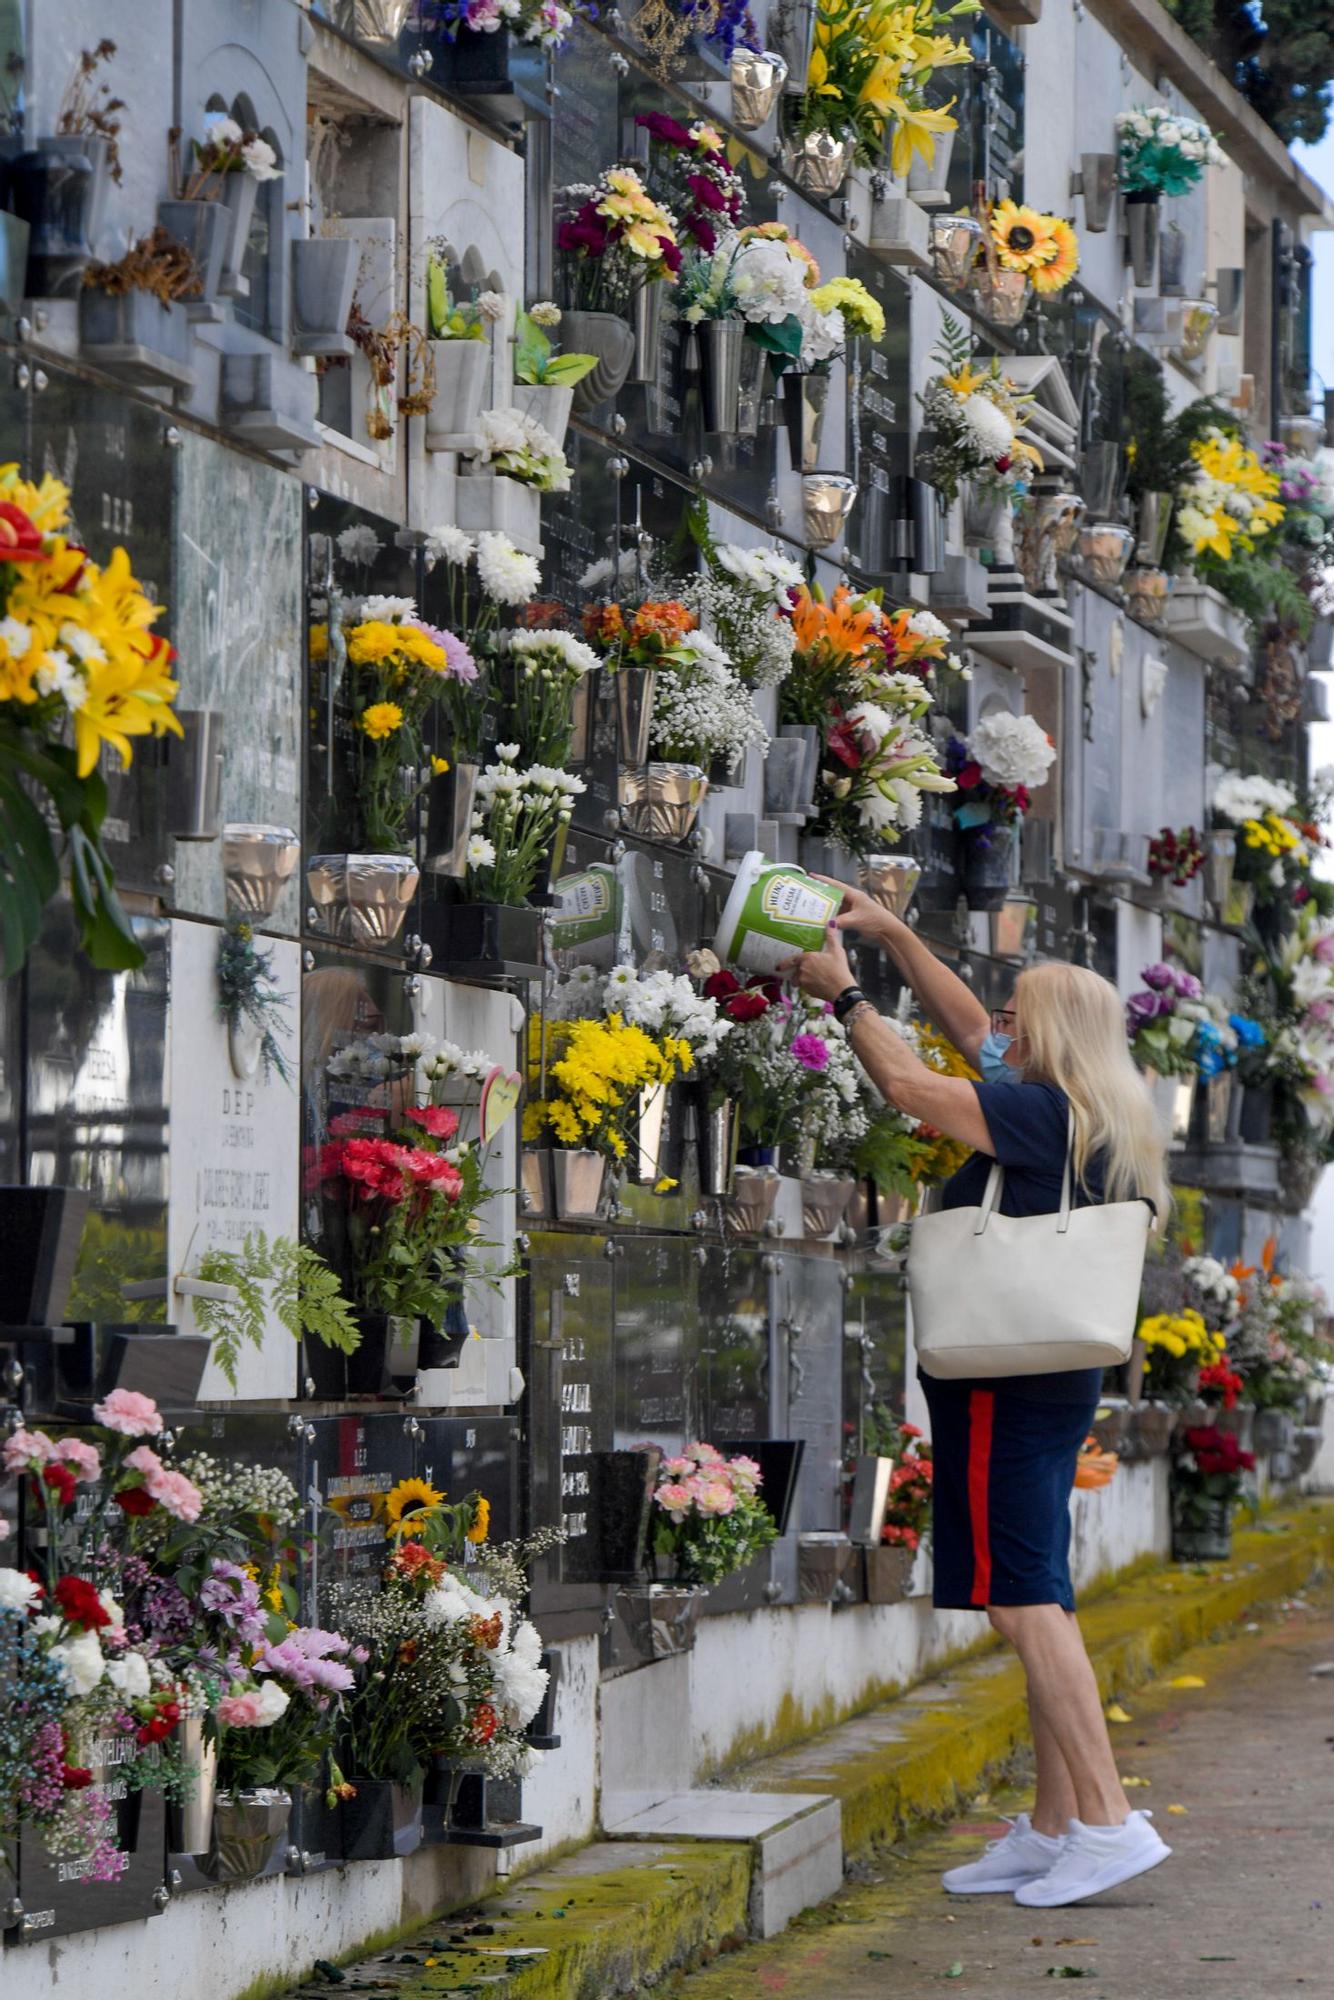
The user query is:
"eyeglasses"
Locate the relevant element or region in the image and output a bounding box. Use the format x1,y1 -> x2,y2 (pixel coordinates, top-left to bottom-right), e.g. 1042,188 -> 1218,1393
991,1008 -> 1017,1032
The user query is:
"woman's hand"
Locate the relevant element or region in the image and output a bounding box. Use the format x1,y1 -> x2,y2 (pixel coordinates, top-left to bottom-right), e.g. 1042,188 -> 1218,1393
810,874 -> 898,944
779,922 -> 856,1004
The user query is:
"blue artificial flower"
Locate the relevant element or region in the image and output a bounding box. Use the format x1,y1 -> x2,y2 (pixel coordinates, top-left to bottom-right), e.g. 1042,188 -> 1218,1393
1228,1012 -> 1266,1049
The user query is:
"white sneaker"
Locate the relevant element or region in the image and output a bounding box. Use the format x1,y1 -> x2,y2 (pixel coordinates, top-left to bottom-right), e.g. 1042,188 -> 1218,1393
941,1814 -> 1066,1895
1013,1810 -> 1171,1907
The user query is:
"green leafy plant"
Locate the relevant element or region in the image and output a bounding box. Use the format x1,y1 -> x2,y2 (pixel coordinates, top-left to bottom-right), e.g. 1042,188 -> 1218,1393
426,253 -> 489,340
193,1230 -> 360,1388
513,306 -> 597,387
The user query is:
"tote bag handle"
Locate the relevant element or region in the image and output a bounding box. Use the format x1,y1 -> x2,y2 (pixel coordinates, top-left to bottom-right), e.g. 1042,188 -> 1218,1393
972,1108 -> 1076,1238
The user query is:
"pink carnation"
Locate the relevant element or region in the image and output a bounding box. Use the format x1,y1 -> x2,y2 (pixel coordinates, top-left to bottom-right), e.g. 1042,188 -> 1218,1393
217,1690 -> 263,1727
2,1428 -> 57,1473
660,1456 -> 696,1478
124,1445 -> 164,1479
728,1455 -> 762,1487
150,1469 -> 203,1523
93,1390 -> 163,1438
686,1441 -> 723,1465
53,1437 -> 102,1484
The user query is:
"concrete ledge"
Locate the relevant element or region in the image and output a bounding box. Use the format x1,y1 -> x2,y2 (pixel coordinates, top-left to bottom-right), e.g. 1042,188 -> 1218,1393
734,1501 -> 1334,1858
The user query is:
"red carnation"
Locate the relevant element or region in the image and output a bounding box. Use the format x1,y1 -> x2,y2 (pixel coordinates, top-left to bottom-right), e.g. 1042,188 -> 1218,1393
115,1486 -> 157,1517
61,1765 -> 94,1790
54,1575 -> 111,1631
405,1105 -> 460,1142
0,500 -> 46,562
955,759 -> 984,791
42,1462 -> 77,1508
704,970 -> 742,1001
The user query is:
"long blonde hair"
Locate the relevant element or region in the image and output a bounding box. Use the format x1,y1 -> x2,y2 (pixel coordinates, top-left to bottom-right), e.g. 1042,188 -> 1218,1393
1014,961 -> 1171,1223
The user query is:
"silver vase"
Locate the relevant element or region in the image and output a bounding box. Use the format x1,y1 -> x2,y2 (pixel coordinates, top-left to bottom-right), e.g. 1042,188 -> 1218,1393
348,0 -> 414,40
628,278 -> 666,387
221,823 -> 300,920
782,130 -> 855,200
1123,566 -> 1171,624
800,1172 -> 855,1239
860,854 -> 920,917
801,472 -> 856,549
969,268 -> 1028,327
1076,523 -> 1135,586
614,666 -> 658,770
203,1788 -> 291,1884
929,214 -> 982,291
1125,194 -> 1160,287
697,1095 -> 737,1196
618,762 -> 709,842
552,1148 -> 605,1220
617,1584 -> 704,1660
722,1167 -> 781,1237
1133,490 -> 1173,567
1203,828 -> 1236,915
730,48 -> 789,129
167,1716 -> 218,1856
306,852 -> 419,945
784,371 -> 830,473
697,318 -> 746,434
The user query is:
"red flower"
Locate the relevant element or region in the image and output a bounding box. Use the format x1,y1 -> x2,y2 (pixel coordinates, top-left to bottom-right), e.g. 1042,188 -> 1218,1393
54,1575 -> 111,1632
406,1152 -> 463,1199
115,1486 -> 157,1517
137,1712 -> 177,1747
899,1422 -> 923,1440
0,501 -> 46,562
704,970 -> 741,1001
470,1702 -> 498,1745
405,1105 -> 460,1141
826,721 -> 863,771
724,991 -> 769,1022
42,1463 -> 77,1508
955,759 -> 984,791
994,454 -> 1012,473
61,1765 -> 94,1790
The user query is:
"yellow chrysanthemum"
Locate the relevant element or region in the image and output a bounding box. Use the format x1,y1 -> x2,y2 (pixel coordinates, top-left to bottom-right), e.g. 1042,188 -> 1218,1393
361,700 -> 404,740
810,277 -> 886,343
347,620 -> 401,667
384,1476 -> 444,1539
308,622 -> 329,663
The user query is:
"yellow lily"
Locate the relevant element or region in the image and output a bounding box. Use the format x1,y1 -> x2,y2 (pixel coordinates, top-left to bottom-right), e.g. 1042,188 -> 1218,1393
887,97 -> 957,177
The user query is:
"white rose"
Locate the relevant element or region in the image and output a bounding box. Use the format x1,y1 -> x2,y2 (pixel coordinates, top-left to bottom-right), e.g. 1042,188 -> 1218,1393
51,1628 -> 105,1697
106,1651 -> 152,1700
254,1677 -> 291,1726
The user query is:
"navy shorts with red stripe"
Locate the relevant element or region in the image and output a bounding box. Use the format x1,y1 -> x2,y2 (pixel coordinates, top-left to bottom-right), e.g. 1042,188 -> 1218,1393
920,1376 -> 1099,1611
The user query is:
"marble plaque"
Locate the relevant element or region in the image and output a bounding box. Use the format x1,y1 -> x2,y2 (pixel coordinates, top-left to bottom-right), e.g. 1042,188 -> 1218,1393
170,433 -> 304,932
167,917 -> 300,1400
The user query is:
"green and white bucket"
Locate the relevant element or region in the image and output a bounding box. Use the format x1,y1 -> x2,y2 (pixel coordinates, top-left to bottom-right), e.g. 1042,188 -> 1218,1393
714,851 -> 845,975
549,864 -> 622,968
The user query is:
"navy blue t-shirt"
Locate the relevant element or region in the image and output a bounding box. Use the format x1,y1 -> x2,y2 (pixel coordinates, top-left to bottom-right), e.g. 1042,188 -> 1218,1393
933,1080 -> 1105,1405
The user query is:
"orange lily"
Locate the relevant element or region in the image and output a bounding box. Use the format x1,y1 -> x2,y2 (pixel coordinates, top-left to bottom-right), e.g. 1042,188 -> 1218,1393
789,584 -> 880,664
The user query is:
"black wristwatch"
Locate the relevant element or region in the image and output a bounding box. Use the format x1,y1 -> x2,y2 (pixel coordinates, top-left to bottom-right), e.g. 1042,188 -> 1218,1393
833,984 -> 867,1024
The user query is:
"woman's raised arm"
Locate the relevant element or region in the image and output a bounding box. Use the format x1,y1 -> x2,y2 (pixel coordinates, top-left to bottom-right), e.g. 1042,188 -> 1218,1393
815,876 -> 991,1067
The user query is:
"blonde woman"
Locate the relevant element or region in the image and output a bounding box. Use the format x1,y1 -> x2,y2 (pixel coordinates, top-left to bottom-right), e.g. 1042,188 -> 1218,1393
783,886 -> 1171,1910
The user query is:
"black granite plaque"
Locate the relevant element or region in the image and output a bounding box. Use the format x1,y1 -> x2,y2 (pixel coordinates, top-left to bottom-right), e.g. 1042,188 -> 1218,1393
523,1232 -> 615,1612
844,248 -> 912,582
16,1761 -> 167,1942
416,1415 -> 519,1551
614,1234 -> 698,1449
697,1244 -> 771,1442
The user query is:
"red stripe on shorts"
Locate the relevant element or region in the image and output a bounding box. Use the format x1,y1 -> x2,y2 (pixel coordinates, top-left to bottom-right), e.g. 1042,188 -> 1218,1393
967,1389 -> 995,1606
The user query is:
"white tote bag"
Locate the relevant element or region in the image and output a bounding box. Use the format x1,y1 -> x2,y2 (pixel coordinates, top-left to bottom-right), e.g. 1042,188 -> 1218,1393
907,1117 -> 1152,1379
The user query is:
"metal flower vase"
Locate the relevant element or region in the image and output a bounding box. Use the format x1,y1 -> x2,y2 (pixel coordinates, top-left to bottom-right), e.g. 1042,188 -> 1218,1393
783,130 -> 856,200
801,473 -> 856,549
619,762 -> 709,842
697,1096 -> 738,1196
929,214 -> 982,291
722,1166 -> 781,1237
618,1583 -> 704,1660
614,666 -> 657,770
1203,828 -> 1236,915
1133,490 -> 1174,568
167,1716 -> 218,1855
970,267 -> 1028,327
784,371 -> 830,472
423,762 -> 480,877
552,1148 -> 605,1220
764,734 -> 814,817
768,0 -> 816,92
204,1789 -> 292,1883
800,1172 -> 856,1239
628,277 -> 666,386
306,853 -> 419,945
1125,192 -> 1160,287
221,823 -> 301,920
729,47 -> 788,130
349,0 -> 414,41
860,854 -> 920,917
697,317 -> 746,433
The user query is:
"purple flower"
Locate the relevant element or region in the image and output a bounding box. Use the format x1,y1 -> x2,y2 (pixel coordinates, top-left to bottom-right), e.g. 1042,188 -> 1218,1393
1172,970 -> 1203,1000
438,628 -> 477,682
791,1033 -> 830,1072
636,111 -> 694,149
1127,990 -> 1170,1026
1140,962 -> 1175,991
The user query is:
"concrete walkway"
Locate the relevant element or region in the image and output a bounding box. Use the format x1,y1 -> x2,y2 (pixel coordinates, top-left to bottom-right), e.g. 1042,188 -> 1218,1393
668,1580 -> 1334,1999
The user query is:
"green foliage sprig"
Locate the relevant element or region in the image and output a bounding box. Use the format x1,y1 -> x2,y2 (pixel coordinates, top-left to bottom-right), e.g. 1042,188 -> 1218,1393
216,920 -> 293,1086
194,1230 -> 360,1388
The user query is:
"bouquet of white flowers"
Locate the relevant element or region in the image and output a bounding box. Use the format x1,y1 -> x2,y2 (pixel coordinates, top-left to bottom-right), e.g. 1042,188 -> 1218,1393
1116,106 -> 1225,197
466,407 -> 571,491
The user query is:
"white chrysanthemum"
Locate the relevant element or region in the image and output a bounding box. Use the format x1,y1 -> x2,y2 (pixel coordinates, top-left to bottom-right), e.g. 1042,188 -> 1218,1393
0,1566 -> 41,1615
476,532 -> 540,606
202,112 -> 243,149
359,594 -> 418,623
337,524 -> 382,566
509,629 -> 600,676
50,1628 -> 105,1696
967,710 -> 1056,791
467,834 -> 497,868
1211,770 -> 1297,823
960,391 -> 1015,459
428,525 -> 477,566
476,290 -> 507,322
908,610 -> 950,642
798,307 -> 844,371
529,300 -> 561,327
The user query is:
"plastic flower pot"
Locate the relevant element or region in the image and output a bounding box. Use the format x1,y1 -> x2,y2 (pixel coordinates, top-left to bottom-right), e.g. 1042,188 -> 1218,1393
418,1296 -> 470,1371
907,125 -> 955,204
562,309 -> 636,413
221,823 -> 301,921
306,853 -> 420,947
512,380 -> 574,445
418,898 -> 545,978
291,235 -> 359,356
455,470 -> 542,556
340,1776 -> 424,1860
1124,190 -> 1160,287
1171,1500 -> 1231,1563
551,1148 -> 606,1220
962,822 -> 1018,911
8,148 -> 92,295
721,1166 -> 781,1237
343,1312 -> 419,1397
800,1171 -> 856,1239
425,338 -> 490,449
79,290 -> 195,390
0,1185 -> 90,1327
159,198 -> 230,304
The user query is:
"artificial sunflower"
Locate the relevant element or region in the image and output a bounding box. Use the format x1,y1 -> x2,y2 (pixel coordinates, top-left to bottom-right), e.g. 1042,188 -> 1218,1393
989,200 -> 1057,275
1028,216 -> 1080,295
466,1494 -> 491,1544
384,1475 -> 445,1539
